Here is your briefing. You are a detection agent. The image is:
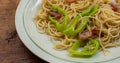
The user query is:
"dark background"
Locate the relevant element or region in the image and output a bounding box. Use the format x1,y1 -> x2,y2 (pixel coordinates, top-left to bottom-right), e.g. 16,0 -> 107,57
0,0 -> 47,63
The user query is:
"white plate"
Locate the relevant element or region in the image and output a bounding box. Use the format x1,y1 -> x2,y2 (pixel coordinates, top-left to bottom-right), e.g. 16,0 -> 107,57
15,0 -> 120,63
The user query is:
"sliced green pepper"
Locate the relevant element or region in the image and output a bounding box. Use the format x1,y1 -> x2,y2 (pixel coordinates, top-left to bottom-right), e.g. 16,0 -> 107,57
48,5 -> 99,35
63,17 -> 89,35
63,5 -> 99,35
69,39 -> 100,57
49,6 -> 69,31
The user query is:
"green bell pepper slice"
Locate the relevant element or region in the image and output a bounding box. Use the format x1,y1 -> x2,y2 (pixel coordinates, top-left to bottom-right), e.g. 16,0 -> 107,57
69,39 -> 100,57
63,5 -> 99,35
48,6 -> 69,31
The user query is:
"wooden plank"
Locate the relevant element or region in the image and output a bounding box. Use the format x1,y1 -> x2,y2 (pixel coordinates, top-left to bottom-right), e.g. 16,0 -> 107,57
0,0 -> 46,63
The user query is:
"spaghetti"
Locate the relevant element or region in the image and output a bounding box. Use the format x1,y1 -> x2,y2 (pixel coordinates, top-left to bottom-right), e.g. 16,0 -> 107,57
34,0 -> 120,56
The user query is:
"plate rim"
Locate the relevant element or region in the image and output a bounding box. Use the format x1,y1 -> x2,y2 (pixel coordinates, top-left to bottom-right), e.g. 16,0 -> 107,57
15,0 -> 50,63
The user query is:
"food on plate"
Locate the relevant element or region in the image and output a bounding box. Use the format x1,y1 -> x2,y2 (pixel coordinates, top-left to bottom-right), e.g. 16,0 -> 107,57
34,0 -> 120,57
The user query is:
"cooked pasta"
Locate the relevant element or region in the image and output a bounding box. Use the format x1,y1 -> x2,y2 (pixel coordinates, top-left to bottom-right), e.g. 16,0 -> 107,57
34,0 -> 120,56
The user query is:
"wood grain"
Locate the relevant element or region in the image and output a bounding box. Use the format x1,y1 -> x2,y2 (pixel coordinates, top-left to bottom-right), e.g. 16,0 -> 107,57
0,0 -> 47,63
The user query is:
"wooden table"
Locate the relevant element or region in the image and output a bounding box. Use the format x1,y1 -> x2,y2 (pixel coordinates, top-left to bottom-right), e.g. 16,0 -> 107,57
0,0 -> 47,63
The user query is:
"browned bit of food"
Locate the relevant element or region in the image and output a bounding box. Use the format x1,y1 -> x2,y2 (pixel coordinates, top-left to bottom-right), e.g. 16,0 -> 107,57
79,29 -> 99,40
110,2 -> 120,12
91,29 -> 99,38
48,11 -> 61,19
79,32 -> 91,40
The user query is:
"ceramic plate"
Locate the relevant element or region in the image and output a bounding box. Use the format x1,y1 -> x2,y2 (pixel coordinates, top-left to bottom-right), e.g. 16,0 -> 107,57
15,0 -> 120,63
